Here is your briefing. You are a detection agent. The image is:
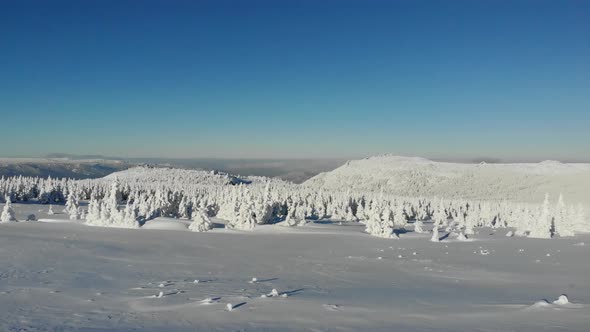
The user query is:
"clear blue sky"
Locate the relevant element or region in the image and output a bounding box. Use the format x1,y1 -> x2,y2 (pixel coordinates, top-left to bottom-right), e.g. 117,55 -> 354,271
1,0 -> 589,160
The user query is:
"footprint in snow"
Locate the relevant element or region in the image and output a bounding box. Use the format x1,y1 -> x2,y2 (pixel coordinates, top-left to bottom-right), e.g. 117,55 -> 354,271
151,290 -> 182,298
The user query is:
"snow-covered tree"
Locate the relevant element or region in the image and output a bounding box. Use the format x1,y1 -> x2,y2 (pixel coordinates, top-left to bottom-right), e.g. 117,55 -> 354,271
414,219 -> 425,233
528,194 -> 552,239
65,191 -> 80,220
189,209 -> 213,232
573,204 -> 587,233
227,201 -> 256,231
284,203 -> 308,227
430,224 -> 440,242
432,199 -> 447,226
365,204 -> 395,238
554,194 -> 573,237
0,196 -> 17,222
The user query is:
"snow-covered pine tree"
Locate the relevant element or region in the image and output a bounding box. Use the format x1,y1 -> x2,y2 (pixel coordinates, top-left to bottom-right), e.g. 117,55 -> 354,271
254,196 -> 273,225
365,203 -> 395,238
554,194 -> 574,237
414,219 -> 425,233
0,196 -> 17,222
393,205 -> 407,227
430,223 -> 440,242
189,209 -> 213,232
121,200 -> 140,228
177,195 -> 190,219
573,204 -> 587,233
528,194 -> 552,239
65,191 -> 80,220
86,194 -> 101,224
432,199 -> 447,227
227,200 -> 256,231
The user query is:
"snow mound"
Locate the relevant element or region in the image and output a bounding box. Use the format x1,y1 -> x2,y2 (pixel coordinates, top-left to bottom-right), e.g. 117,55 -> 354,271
553,295 -> 569,305
527,295 -> 574,310
142,218 -> 190,231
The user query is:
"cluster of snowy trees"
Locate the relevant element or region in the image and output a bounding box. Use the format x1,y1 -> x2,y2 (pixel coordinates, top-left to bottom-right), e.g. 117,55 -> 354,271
0,167 -> 587,239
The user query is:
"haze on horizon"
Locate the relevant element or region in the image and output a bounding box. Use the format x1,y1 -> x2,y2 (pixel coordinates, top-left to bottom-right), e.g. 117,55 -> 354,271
1,1 -> 588,162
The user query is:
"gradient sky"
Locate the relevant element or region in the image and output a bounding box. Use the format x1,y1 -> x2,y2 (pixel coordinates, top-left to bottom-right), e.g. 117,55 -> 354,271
1,0 -> 589,160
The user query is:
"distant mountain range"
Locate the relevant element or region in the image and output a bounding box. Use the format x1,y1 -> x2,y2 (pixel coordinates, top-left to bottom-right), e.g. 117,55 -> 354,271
0,158 -> 129,179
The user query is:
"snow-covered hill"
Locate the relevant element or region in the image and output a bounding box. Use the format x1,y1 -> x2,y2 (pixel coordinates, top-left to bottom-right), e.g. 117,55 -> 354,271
304,155 -> 590,206
102,166 -> 253,187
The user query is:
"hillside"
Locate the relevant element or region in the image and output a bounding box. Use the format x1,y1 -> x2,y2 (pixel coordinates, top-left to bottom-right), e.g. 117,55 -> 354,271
102,166 -> 255,186
304,155 -> 590,206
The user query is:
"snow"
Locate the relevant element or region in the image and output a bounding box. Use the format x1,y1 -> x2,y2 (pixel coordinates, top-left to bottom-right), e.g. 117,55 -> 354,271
1,210 -> 589,331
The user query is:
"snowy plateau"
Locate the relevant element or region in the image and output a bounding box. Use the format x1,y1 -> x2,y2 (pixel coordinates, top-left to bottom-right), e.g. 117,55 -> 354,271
1,155 -> 589,332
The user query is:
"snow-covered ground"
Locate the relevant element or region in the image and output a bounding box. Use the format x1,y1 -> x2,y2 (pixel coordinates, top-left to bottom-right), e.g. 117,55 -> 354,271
1,203 -> 589,332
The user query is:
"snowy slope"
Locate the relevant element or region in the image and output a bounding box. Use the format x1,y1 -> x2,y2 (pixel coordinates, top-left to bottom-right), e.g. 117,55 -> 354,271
305,155 -> 590,206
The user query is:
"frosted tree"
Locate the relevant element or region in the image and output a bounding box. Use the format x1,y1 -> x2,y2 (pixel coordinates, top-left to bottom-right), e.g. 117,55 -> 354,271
432,199 -> 447,226
464,209 -> 476,235
528,194 -> 552,239
430,223 -> 440,242
285,203 -> 307,226
65,191 -> 80,220
227,201 -> 256,231
574,204 -> 586,232
109,177 -> 123,205
86,194 -> 101,223
254,197 -> 273,225
414,219 -> 425,233
121,201 -> 140,228
393,205 -> 407,227
177,195 -> 190,219
189,209 -> 213,232
0,196 -> 17,222
85,180 -> 139,228
355,203 -> 366,221
382,205 -> 393,224
365,204 -> 395,238
345,206 -> 357,222
364,203 -> 380,235
554,194 -> 573,237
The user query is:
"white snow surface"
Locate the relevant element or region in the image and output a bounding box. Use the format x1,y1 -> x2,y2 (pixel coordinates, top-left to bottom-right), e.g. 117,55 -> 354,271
1,203 -> 589,331
305,155 -> 590,207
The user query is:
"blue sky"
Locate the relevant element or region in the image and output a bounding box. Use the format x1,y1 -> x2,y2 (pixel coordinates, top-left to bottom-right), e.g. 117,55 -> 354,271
1,0 -> 589,160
